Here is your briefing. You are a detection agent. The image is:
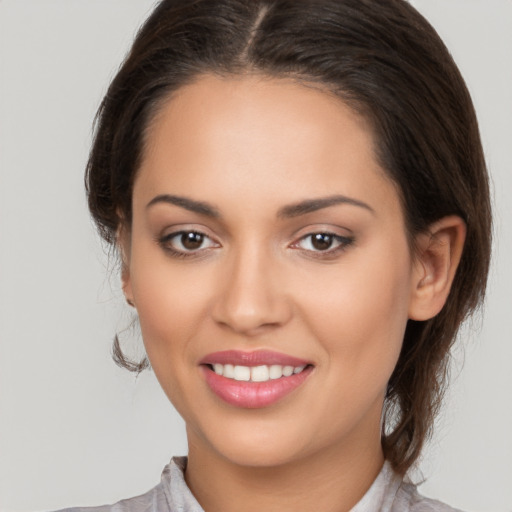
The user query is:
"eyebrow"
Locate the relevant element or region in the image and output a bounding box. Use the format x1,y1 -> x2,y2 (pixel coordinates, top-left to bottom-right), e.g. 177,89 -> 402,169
146,193 -> 374,218
146,194 -> 220,217
277,195 -> 375,218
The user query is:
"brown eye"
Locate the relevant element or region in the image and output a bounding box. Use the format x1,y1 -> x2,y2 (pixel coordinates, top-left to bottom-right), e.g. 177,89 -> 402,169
181,232 -> 204,250
159,230 -> 218,256
293,232 -> 354,256
311,233 -> 334,251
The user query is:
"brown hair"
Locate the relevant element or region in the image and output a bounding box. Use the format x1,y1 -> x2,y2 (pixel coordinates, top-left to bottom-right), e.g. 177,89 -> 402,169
86,0 -> 492,475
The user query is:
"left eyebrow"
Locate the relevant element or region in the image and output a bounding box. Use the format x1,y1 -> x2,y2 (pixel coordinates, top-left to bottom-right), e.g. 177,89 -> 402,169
277,195 -> 375,218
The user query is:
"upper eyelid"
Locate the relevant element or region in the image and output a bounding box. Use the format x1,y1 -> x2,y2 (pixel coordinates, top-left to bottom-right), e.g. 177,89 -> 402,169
157,231 -> 220,259
289,224 -> 353,242
161,230 -> 218,244
291,232 -> 353,248
160,224 -> 219,240
158,226 -> 353,250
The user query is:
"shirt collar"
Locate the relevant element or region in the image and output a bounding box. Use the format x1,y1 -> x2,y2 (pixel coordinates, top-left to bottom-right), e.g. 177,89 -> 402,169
162,457 -> 402,512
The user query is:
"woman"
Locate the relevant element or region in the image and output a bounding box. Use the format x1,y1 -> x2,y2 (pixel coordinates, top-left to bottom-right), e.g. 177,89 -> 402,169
61,0 -> 491,510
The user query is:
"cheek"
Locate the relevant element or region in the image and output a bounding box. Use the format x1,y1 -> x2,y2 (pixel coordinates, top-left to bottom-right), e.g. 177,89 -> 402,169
295,241 -> 413,388
128,243 -> 212,365
129,252 -> 215,418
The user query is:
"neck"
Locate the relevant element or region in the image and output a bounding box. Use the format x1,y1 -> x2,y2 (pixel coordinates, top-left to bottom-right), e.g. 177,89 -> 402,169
185,422 -> 385,512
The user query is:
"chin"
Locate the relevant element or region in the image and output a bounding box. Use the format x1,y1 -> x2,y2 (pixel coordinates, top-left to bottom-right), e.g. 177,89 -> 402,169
191,412 -> 340,470
215,439 -> 308,469
187,414 -> 304,467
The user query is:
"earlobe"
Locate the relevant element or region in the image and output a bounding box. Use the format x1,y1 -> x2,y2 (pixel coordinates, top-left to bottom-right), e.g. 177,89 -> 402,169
408,215 -> 466,321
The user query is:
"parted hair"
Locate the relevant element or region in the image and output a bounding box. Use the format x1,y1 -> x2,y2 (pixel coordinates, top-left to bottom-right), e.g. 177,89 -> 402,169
86,0 -> 492,475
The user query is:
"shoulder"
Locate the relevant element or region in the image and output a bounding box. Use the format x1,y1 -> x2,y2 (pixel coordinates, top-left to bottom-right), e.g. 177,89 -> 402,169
52,481 -> 168,512
393,480 -> 465,512
50,457 -> 199,512
350,462 -> 465,512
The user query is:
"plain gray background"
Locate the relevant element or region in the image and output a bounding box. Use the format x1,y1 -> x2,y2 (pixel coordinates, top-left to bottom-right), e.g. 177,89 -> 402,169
0,1 -> 511,511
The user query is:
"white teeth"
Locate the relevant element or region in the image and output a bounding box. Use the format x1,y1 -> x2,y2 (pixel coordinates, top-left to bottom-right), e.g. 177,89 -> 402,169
269,365 -> 283,379
282,365 -> 294,377
211,363 -> 307,382
251,365 -> 269,382
233,365 -> 251,381
223,364 -> 235,378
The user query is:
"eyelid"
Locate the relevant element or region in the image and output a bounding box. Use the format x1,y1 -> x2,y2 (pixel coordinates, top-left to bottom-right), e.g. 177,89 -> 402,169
289,227 -> 355,257
291,233 -> 353,249
289,224 -> 353,242
156,224 -> 354,259
157,227 -> 221,258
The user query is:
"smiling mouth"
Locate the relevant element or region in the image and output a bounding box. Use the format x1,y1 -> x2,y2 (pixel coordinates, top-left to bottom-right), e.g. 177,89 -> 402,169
200,350 -> 314,408
206,363 -> 309,382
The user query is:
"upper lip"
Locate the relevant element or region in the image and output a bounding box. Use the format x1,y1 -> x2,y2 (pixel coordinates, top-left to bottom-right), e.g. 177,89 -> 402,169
200,350 -> 311,367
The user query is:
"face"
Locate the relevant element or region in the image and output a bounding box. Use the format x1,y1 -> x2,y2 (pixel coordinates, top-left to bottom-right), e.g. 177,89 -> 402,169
123,74 -> 420,469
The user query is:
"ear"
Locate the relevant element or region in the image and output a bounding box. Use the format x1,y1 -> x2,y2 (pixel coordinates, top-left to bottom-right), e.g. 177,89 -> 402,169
408,215 -> 466,321
117,223 -> 135,308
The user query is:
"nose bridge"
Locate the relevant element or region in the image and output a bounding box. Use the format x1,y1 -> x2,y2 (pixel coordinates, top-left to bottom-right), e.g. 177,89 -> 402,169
213,239 -> 290,334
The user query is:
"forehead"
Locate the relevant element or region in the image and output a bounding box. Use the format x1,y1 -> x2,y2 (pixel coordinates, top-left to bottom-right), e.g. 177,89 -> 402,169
135,73 -> 400,219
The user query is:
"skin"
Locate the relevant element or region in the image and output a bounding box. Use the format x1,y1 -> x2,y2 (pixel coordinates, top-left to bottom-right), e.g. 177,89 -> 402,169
121,74 -> 465,512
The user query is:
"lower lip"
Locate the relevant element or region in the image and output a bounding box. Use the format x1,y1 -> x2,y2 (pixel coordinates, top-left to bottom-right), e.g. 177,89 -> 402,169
201,366 -> 313,409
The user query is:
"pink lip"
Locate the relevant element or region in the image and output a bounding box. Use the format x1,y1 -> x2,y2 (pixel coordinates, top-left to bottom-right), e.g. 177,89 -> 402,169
200,349 -> 310,367
200,350 -> 313,409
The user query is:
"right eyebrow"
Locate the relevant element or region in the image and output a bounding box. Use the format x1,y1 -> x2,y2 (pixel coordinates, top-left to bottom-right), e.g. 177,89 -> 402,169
146,194 -> 220,218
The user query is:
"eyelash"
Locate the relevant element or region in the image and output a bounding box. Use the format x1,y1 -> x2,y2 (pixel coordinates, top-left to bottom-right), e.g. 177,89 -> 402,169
292,232 -> 355,259
157,230 -> 355,260
158,230 -> 219,259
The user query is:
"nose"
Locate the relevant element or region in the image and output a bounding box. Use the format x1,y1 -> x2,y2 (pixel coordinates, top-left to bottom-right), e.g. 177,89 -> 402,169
211,245 -> 292,336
